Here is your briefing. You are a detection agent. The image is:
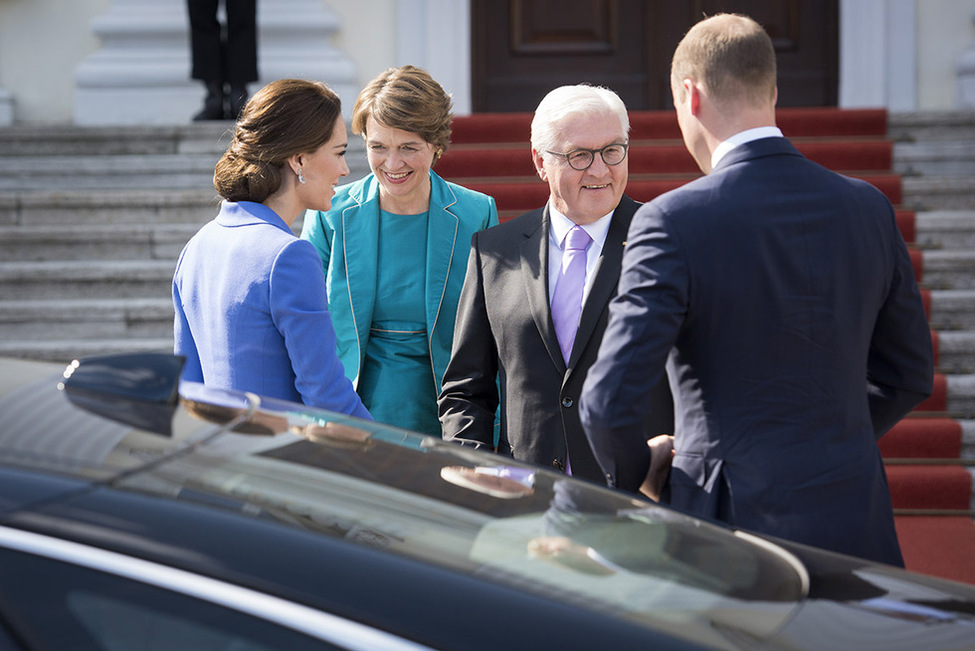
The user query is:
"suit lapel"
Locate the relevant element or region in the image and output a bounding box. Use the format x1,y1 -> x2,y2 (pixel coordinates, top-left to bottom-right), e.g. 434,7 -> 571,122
521,207 -> 565,372
425,184 -> 459,344
567,196 -> 637,372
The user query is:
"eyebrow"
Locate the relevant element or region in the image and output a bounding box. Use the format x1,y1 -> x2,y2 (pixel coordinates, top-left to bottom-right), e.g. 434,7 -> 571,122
365,138 -> 424,147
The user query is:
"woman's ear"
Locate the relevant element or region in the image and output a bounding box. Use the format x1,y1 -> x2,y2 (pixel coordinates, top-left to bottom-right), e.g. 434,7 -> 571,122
288,153 -> 304,176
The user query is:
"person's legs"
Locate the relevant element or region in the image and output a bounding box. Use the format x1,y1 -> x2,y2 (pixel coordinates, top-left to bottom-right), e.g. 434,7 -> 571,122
187,0 -> 227,120
224,0 -> 258,119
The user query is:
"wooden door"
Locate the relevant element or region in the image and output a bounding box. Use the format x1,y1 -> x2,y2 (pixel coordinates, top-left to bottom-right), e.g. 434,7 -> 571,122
471,0 -> 838,112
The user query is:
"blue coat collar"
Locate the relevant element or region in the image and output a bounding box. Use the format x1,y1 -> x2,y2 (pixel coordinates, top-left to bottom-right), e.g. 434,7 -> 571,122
216,201 -> 293,235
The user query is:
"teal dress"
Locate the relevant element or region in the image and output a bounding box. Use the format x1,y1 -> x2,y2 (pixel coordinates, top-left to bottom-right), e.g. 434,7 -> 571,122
356,210 -> 441,436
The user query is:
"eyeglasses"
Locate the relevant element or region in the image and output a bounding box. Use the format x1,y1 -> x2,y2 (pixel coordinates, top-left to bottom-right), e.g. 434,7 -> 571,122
545,143 -> 629,171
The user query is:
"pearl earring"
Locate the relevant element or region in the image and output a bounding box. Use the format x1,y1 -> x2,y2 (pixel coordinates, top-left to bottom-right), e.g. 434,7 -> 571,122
297,169 -> 306,184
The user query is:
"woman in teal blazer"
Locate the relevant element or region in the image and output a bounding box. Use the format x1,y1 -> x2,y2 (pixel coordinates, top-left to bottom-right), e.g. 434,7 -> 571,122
301,66 -> 498,436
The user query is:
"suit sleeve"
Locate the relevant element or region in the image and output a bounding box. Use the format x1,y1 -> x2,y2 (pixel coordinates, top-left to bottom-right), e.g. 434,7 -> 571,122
867,208 -> 935,435
438,232 -> 500,448
269,239 -> 371,420
485,195 -> 500,229
580,203 -> 686,492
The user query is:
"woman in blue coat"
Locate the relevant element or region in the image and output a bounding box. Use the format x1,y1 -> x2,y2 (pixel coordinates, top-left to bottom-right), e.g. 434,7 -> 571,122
301,66 -> 498,436
173,79 -> 370,420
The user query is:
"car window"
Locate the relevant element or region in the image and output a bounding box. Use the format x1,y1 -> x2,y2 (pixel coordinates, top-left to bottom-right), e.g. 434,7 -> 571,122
0,547 -> 343,651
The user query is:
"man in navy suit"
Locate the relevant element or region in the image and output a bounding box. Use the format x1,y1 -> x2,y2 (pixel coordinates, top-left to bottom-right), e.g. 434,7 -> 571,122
580,13 -> 933,566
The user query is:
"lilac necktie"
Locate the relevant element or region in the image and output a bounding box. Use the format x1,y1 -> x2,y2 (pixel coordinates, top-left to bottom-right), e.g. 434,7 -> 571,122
551,225 -> 591,362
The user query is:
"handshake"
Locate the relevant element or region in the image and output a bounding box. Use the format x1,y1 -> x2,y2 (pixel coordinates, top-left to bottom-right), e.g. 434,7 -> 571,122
640,434 -> 675,502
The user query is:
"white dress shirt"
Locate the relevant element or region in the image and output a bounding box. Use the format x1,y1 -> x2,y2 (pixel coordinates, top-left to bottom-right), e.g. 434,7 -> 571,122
711,126 -> 784,170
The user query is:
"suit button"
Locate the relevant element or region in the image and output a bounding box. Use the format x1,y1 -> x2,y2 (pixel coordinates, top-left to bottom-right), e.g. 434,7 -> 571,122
561,397 -> 574,408
552,458 -> 565,471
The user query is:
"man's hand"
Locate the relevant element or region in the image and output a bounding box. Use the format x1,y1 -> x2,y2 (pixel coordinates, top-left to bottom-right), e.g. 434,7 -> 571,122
639,434 -> 674,501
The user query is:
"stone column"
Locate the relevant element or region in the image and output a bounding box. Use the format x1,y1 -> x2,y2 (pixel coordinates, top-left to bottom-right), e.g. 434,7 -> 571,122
74,0 -> 357,125
0,86 -> 12,126
956,9 -> 975,107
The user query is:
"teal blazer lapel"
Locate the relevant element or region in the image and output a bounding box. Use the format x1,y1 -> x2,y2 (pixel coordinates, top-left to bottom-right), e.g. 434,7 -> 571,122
341,181 -> 380,384
425,176 -> 460,348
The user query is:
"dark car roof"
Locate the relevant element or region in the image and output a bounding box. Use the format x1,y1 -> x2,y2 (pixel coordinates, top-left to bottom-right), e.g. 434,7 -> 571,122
2,354 -> 975,650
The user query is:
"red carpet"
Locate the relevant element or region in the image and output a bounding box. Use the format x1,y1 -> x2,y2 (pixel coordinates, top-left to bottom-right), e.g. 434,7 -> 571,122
915,373 -> 949,412
880,418 -> 961,459
886,466 -> 972,510
896,517 -> 975,585
444,107 -> 975,584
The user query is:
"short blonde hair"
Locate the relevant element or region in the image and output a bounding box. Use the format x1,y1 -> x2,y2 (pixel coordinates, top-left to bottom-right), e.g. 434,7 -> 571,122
671,13 -> 776,109
351,65 -> 453,155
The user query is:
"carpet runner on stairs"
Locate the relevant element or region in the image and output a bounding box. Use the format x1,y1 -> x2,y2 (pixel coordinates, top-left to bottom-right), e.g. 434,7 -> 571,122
442,107 -> 975,585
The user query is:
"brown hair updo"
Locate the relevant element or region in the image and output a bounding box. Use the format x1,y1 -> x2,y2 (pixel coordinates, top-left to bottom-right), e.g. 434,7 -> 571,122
351,65 -> 453,161
213,79 -> 342,203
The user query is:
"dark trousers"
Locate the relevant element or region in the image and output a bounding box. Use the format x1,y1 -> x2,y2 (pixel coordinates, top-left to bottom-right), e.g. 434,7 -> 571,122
187,0 -> 258,84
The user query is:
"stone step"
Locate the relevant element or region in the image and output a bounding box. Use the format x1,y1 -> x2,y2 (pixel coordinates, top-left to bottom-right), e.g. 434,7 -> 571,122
915,211 -> 975,250
929,290 -> 975,330
937,331 -> 975,373
889,111 -> 975,143
894,140 -> 975,178
0,188 -> 218,227
0,224 -> 198,262
903,176 -> 975,211
1,298 -> 974,372
947,376 -> 975,419
919,250 -> 975,289
0,337 -> 173,365
0,123 -> 232,157
0,260 -> 175,300
0,154 -> 220,191
0,298 -> 173,340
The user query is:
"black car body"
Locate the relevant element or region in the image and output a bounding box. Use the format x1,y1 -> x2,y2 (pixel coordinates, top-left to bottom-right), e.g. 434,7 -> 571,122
0,353 -> 973,650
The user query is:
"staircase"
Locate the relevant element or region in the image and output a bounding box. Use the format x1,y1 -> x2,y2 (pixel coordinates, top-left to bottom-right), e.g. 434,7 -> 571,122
0,123 -> 368,361
1,109 -> 973,583
885,111 -> 975,583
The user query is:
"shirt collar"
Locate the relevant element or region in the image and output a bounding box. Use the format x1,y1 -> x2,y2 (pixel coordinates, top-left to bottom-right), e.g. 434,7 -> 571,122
548,203 -> 614,250
711,126 -> 784,170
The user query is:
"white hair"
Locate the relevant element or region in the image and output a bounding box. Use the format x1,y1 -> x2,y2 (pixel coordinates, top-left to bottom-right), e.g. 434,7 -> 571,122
530,84 -> 630,155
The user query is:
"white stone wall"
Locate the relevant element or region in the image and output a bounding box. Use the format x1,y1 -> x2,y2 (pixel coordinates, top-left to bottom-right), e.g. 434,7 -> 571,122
0,0 -> 110,124
919,0 -> 975,108
0,0 -> 974,125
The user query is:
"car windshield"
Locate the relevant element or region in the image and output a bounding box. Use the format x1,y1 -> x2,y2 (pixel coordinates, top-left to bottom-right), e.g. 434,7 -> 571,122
0,371 -> 808,648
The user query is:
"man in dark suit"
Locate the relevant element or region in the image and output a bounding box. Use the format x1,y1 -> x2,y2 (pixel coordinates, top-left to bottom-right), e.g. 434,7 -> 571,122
439,85 -> 673,483
580,14 -> 934,565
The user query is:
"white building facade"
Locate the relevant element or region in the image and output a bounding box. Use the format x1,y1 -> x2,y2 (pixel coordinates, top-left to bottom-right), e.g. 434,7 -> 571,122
0,0 -> 973,126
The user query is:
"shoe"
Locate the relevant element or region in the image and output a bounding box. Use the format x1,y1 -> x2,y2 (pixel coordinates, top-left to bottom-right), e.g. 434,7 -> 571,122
192,81 -> 227,121
228,85 -> 249,120
192,97 -> 226,121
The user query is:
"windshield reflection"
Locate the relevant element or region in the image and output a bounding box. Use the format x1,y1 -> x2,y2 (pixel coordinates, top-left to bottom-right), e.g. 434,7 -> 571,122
138,382 -> 811,645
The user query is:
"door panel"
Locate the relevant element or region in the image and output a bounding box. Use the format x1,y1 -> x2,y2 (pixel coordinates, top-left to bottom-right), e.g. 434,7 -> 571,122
472,0 -> 838,111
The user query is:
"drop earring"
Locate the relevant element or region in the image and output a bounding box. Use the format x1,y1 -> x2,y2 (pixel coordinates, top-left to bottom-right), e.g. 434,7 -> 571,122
297,169 -> 306,184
